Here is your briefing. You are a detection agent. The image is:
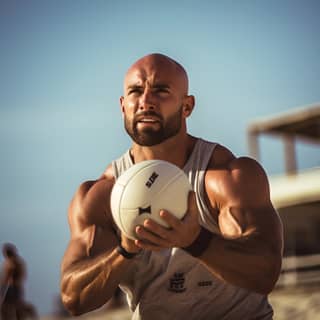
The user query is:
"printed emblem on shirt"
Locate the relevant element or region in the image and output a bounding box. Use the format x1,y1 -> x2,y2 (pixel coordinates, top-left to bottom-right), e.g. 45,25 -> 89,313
168,272 -> 186,293
198,280 -> 213,287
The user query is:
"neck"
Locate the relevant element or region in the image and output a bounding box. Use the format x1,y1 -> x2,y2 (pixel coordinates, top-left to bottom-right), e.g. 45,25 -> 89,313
130,133 -> 196,169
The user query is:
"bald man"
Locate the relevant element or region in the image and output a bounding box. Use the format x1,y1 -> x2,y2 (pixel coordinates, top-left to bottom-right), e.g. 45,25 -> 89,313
60,53 -> 283,320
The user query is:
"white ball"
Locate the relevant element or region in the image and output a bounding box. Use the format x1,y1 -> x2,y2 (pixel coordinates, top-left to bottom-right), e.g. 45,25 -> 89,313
110,160 -> 192,240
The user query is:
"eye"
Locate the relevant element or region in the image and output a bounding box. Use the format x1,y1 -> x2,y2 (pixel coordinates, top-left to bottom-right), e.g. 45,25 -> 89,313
154,87 -> 170,95
157,88 -> 169,93
128,87 -> 142,95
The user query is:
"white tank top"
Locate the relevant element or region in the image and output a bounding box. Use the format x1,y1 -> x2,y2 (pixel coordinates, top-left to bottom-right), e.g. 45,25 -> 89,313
111,138 -> 273,320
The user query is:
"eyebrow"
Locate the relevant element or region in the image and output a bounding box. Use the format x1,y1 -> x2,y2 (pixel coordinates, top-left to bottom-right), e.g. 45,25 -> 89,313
127,84 -> 143,91
127,83 -> 170,91
152,83 -> 170,90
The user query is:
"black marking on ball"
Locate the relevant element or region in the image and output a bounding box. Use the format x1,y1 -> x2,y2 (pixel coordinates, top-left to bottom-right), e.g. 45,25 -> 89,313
145,171 -> 159,188
138,206 -> 152,215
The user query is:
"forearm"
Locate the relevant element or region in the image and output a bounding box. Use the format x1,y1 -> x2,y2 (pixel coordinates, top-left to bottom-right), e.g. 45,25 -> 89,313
197,234 -> 282,295
61,248 -> 132,315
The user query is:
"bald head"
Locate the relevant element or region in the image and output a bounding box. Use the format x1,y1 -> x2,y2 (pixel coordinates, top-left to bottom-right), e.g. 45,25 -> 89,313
124,53 -> 189,96
2,242 -> 17,258
120,53 -> 195,146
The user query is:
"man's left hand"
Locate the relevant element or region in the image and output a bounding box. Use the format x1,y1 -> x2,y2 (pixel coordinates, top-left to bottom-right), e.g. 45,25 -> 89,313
134,191 -> 201,251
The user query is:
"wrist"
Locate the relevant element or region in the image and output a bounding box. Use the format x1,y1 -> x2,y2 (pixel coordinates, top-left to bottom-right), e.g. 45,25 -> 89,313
183,226 -> 213,257
116,243 -> 141,259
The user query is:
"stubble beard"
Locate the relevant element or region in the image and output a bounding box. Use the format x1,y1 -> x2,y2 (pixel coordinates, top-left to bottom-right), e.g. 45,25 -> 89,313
124,107 -> 183,146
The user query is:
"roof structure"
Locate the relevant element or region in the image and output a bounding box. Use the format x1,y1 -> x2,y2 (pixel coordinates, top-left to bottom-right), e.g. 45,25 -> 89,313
247,103 -> 320,174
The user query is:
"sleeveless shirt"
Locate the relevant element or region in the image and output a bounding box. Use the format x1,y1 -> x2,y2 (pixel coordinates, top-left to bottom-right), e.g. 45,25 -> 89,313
111,138 -> 273,320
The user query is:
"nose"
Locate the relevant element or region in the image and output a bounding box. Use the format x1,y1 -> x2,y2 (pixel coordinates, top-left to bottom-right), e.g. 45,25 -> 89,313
139,89 -> 155,111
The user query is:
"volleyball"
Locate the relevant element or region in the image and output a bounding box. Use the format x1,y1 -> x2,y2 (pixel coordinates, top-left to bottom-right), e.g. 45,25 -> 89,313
110,160 -> 192,240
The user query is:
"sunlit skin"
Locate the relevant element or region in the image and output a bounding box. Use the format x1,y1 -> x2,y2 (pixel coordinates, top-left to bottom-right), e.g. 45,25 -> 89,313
119,54 -> 198,252
120,54 -> 194,157
60,53 -> 283,316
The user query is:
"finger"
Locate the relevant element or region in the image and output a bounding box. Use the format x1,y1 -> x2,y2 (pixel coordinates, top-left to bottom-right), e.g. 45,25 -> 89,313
159,210 -> 182,229
143,218 -> 173,241
135,225 -> 170,247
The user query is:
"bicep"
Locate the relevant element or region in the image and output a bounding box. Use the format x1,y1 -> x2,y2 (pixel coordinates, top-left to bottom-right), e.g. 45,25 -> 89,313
208,157 -> 283,244
61,178 -> 118,274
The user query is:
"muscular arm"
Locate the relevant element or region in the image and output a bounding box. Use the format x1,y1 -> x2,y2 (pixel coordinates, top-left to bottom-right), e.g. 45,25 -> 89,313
200,154 -> 283,294
60,173 -> 138,316
118,146 -> 283,295
133,150 -> 283,295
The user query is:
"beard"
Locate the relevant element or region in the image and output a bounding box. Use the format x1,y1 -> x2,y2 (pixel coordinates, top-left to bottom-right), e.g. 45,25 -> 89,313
124,106 -> 183,146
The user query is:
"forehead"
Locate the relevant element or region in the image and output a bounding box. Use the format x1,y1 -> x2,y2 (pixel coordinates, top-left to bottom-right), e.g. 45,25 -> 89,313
124,56 -> 187,90
125,63 -> 176,86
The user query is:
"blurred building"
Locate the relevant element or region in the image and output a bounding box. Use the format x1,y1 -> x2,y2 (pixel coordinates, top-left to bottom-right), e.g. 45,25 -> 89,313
247,103 -> 320,287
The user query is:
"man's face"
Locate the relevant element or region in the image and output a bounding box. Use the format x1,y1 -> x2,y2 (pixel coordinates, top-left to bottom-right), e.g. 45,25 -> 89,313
120,55 -> 191,146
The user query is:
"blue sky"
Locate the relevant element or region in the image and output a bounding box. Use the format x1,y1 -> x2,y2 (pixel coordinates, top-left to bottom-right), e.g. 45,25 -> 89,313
0,0 -> 319,315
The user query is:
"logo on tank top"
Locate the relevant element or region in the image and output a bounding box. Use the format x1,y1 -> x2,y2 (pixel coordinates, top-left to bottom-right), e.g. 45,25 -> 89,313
168,272 -> 186,293
198,280 -> 213,287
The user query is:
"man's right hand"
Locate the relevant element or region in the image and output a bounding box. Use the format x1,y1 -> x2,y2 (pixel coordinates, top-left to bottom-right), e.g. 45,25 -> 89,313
121,233 -> 141,254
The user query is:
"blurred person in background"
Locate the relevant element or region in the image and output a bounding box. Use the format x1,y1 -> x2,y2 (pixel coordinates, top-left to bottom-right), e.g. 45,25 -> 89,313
0,243 -> 37,320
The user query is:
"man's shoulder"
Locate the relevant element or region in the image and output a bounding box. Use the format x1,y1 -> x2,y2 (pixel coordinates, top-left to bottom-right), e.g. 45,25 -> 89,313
70,165 -> 115,228
205,146 -> 270,207
207,143 -> 235,169
207,143 -> 264,174
77,163 -> 114,191
99,163 -> 115,180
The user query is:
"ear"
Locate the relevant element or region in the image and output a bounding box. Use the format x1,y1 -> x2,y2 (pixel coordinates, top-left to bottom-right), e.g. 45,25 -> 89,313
182,95 -> 195,118
120,96 -> 125,115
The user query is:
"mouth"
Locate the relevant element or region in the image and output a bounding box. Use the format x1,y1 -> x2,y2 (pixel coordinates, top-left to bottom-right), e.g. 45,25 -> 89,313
138,117 -> 160,124
136,113 -> 162,125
